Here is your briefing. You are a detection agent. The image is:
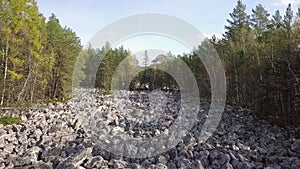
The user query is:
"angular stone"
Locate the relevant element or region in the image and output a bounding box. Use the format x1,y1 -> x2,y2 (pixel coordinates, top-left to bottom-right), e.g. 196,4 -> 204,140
41,146 -> 62,160
71,147 -> 93,166
223,162 -> 234,169
155,163 -> 167,169
176,157 -> 192,168
28,146 -> 42,161
158,155 -> 167,165
236,142 -> 250,151
191,160 -> 205,169
7,156 -> 31,167
291,139 -> 300,154
217,153 -> 230,165
232,145 -> 239,151
32,161 -> 52,169
237,162 -> 254,169
0,138 -> 4,149
55,161 -> 77,169
4,143 -> 14,154
167,162 -> 177,169
84,156 -> 106,168
111,159 -> 128,168
60,134 -> 77,143
73,118 -> 84,129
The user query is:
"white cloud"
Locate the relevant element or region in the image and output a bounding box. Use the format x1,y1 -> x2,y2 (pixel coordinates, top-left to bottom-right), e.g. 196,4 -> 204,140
203,33 -> 224,40
274,0 -> 299,6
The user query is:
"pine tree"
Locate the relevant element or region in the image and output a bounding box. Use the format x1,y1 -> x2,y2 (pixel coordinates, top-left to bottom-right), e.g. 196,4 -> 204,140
225,0 -> 250,39
251,4 -> 270,38
272,10 -> 283,29
46,14 -> 81,99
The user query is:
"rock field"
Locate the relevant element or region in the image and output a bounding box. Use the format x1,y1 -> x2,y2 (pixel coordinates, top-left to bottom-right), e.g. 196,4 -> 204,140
0,89 -> 299,169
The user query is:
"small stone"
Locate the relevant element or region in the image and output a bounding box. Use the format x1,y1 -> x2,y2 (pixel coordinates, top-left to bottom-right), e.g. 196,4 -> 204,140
153,163 -> 166,169
0,162 -> 4,169
74,118 -> 84,129
192,160 -> 205,169
217,153 -> 230,165
176,157 -> 192,168
237,162 -> 254,169
0,129 -> 6,137
224,162 -> 234,169
232,145 -> 239,151
32,161 -> 52,169
55,161 -> 77,169
155,129 -> 160,135
291,139 -> 300,154
0,138 -> 4,149
236,142 -> 250,151
34,128 -> 43,138
4,143 -> 14,154
158,155 -> 167,165
84,156 -> 105,168
20,115 -> 27,121
111,159 -> 128,168
47,103 -> 55,109
41,146 -> 62,160
237,153 -> 247,162
28,146 -> 41,161
60,134 -> 77,143
111,126 -> 124,135
130,163 -> 144,169
167,162 -> 177,169
8,156 -> 31,167
141,158 -> 155,167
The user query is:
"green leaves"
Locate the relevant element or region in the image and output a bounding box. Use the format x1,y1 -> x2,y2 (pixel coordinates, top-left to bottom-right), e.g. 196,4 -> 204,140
0,0 -> 81,105
46,14 -> 81,99
7,70 -> 22,80
225,0 -> 250,39
283,4 -> 293,30
217,1 -> 300,126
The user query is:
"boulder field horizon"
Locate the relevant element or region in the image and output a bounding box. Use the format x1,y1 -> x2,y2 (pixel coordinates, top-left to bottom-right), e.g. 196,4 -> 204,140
0,89 -> 299,168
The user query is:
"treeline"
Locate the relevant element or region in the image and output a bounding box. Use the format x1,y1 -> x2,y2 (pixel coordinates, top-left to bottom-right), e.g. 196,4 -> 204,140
79,1 -> 300,127
215,1 -> 300,126
0,0 -> 81,106
78,47 -> 207,97
72,43 -> 136,91
1,0 -> 299,126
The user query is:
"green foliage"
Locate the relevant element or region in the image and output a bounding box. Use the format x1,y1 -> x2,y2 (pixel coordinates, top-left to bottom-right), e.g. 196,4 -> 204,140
93,45 -> 133,92
0,1 -> 81,105
216,1 -> 300,127
0,116 -> 22,126
225,0 -> 250,39
0,0 -> 299,127
46,14 -> 82,99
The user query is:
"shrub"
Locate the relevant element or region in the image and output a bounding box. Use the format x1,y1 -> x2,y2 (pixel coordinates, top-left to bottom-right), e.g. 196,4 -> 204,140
0,116 -> 22,126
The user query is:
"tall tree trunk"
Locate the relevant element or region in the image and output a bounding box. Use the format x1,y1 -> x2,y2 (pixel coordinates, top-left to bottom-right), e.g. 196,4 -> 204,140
255,47 -> 263,81
234,54 -> 239,105
53,72 -> 60,98
17,67 -> 33,101
1,40 -> 9,106
30,76 -> 37,103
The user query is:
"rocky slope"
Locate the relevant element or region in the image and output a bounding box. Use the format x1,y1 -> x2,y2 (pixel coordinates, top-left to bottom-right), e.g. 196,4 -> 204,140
0,90 -> 299,169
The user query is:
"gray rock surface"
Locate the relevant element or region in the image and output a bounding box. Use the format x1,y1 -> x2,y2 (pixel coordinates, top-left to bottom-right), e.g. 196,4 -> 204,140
0,89 -> 299,168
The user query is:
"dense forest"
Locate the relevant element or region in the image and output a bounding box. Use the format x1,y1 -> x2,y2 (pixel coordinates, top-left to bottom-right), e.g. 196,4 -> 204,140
0,0 -> 81,105
1,0 -> 300,127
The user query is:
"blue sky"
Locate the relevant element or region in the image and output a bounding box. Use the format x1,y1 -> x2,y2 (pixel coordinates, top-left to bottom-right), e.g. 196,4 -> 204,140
36,0 -> 300,56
